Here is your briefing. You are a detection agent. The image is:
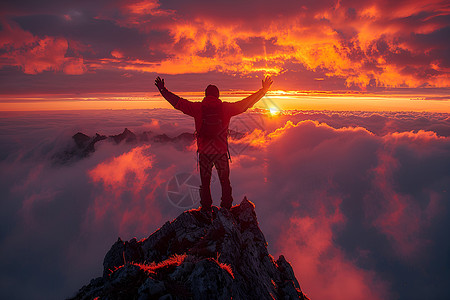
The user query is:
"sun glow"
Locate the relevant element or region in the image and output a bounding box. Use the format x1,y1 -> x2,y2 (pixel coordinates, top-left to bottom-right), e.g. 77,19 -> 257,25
269,107 -> 280,115
0,91 -> 448,112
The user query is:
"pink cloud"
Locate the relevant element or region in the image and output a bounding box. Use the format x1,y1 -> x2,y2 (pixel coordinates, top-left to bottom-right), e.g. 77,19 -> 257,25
278,200 -> 389,300
87,145 -> 162,236
89,145 -> 154,190
226,117 -> 448,298
365,129 -> 448,259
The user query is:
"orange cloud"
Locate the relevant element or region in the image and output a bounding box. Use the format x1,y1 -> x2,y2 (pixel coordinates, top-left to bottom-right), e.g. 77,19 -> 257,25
125,0 -> 172,16
63,57 -> 87,75
1,1 -> 448,90
0,19 -> 87,75
16,36 -> 68,74
105,0 -> 449,88
111,49 -> 124,59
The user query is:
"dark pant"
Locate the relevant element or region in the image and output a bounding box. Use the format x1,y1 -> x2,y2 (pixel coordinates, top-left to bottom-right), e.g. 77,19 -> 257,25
199,153 -> 233,209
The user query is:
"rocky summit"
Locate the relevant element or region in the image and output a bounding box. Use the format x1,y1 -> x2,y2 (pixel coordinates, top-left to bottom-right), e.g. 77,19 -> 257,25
69,197 -> 309,300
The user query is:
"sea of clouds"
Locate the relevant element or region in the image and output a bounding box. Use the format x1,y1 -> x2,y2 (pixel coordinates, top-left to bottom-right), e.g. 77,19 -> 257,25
0,108 -> 449,300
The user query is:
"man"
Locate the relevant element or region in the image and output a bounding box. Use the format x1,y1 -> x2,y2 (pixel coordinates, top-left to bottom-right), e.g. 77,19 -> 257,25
155,76 -> 273,212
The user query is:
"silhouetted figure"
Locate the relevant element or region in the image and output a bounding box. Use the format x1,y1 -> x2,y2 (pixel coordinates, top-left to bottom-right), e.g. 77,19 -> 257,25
155,76 -> 273,211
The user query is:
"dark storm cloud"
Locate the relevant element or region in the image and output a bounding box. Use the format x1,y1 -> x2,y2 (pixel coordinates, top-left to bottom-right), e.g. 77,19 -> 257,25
0,0 -> 115,16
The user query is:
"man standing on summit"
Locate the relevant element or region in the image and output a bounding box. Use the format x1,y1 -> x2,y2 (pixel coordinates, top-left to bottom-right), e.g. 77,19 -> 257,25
155,76 -> 273,212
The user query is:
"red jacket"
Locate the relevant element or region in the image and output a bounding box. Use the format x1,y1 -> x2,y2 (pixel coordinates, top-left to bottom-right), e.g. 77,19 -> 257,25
160,88 -> 267,154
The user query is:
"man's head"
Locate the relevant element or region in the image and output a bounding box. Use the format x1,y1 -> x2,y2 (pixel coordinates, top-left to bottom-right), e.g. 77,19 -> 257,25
205,84 -> 219,98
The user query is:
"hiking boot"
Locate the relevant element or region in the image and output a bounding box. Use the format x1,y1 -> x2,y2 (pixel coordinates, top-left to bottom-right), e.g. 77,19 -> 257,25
211,206 -> 219,219
220,201 -> 232,210
220,193 -> 233,210
200,205 -> 212,213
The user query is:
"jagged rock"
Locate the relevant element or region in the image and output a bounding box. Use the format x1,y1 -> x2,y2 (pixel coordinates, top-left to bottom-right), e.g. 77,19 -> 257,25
86,133 -> 108,154
152,133 -> 172,143
52,132 -> 107,163
151,132 -> 195,151
138,131 -> 153,142
103,237 -> 144,277
110,128 -> 137,144
72,132 -> 91,148
72,132 -> 108,155
174,132 -> 196,143
69,198 -> 309,300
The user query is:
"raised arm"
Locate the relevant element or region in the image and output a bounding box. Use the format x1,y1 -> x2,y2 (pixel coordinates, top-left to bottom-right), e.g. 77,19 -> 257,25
155,76 -> 182,107
231,76 -> 273,115
155,76 -> 199,117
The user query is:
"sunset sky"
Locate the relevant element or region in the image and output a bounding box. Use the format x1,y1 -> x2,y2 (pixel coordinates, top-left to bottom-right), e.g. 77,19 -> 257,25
0,0 -> 449,110
0,1 -> 450,300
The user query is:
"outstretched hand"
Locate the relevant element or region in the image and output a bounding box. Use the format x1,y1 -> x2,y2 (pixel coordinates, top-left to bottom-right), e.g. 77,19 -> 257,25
262,76 -> 273,92
155,76 -> 165,90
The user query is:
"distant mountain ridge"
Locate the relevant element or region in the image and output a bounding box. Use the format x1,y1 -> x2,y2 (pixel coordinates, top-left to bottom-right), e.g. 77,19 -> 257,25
54,128 -> 246,164
69,197 -> 309,300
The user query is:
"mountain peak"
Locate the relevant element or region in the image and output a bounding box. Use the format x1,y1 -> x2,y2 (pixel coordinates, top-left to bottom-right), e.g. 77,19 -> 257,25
69,198 -> 309,300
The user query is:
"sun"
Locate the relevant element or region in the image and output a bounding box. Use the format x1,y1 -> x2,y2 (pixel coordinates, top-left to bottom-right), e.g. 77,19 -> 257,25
269,107 -> 280,115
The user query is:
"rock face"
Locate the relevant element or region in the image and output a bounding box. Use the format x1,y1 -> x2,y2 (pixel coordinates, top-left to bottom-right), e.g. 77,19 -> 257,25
110,128 -> 137,144
69,197 -> 309,300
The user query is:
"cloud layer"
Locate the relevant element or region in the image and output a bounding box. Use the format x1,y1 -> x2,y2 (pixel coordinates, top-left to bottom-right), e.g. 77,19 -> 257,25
0,108 -> 449,299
